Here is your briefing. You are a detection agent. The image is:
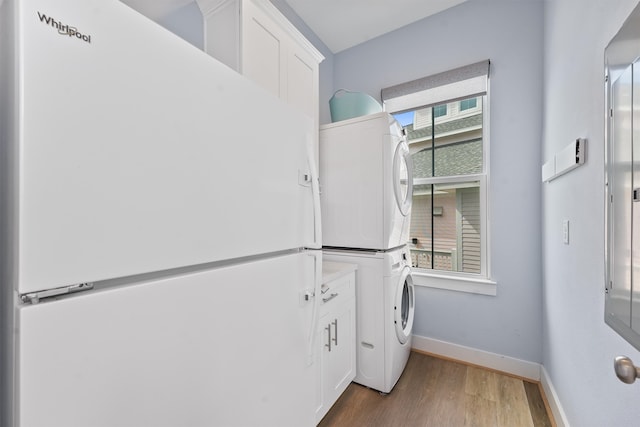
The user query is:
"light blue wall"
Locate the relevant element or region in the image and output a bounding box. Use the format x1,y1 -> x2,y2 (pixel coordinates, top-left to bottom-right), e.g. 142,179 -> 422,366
158,2 -> 204,50
332,0 -> 545,363
542,0 -> 640,425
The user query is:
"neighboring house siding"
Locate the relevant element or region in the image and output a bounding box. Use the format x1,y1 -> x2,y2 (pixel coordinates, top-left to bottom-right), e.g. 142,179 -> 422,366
410,192 -> 457,270
458,187 -> 481,273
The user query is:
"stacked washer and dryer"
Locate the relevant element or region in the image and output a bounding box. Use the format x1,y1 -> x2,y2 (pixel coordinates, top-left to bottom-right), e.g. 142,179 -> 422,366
320,112 -> 416,394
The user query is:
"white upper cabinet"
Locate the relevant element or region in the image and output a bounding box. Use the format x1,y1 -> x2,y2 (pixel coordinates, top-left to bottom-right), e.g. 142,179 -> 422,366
196,0 -> 323,121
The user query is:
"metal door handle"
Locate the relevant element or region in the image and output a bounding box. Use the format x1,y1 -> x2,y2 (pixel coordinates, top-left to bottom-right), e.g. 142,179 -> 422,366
325,324 -> 332,352
332,319 -> 338,346
614,356 -> 640,383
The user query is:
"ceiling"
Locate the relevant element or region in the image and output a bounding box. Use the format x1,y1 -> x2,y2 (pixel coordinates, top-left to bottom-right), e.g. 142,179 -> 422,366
285,0 -> 467,53
121,0 -> 467,53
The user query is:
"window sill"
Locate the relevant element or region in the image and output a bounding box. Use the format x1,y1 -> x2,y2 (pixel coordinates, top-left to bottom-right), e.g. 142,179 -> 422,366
412,271 -> 497,296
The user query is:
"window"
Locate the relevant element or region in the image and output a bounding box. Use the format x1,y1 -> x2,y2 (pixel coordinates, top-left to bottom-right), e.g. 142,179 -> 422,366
394,96 -> 484,275
382,61 -> 493,293
460,97 -> 477,111
433,104 -> 447,117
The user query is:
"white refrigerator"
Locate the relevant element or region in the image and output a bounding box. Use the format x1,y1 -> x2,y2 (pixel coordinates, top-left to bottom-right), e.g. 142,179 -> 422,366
0,0 -> 322,426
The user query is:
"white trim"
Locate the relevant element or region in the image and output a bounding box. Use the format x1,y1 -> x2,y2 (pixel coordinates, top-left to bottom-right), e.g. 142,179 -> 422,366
540,365 -> 570,427
412,335 -> 540,380
413,173 -> 484,186
481,93 -> 491,280
412,270 -> 497,296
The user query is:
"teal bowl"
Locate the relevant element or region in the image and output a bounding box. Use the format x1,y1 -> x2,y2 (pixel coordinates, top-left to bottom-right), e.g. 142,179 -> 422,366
329,89 -> 382,122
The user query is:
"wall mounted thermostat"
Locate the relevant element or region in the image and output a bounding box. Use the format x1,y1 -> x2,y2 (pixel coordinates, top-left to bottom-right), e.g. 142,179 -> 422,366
542,138 -> 586,182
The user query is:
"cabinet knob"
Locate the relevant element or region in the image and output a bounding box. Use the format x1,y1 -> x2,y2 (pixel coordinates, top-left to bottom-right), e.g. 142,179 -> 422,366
614,356 -> 640,384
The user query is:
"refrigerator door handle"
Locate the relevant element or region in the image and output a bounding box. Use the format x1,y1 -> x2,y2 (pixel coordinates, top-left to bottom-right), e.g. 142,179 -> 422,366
20,282 -> 94,304
307,250 -> 322,365
306,133 -> 322,250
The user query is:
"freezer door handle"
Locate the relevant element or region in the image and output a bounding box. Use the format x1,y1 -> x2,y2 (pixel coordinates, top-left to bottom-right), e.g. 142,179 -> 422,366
20,282 -> 93,304
306,250 -> 322,365
306,133 -> 322,249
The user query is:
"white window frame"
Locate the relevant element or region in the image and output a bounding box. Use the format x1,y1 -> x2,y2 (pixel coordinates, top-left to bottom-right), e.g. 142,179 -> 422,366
384,70 -> 495,296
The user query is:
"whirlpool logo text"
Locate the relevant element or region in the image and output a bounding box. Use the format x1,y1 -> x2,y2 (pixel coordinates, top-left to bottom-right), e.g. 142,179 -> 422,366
37,12 -> 92,44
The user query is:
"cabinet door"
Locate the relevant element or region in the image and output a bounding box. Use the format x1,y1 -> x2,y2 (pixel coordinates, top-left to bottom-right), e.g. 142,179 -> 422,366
286,45 -> 317,119
241,0 -> 285,98
325,298 -> 356,402
316,297 -> 356,423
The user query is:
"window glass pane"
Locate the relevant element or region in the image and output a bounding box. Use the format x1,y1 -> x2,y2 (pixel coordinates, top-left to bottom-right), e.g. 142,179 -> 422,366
393,94 -> 485,276
409,181 -> 481,274
433,104 -> 447,118
401,97 -> 483,178
460,98 -> 477,111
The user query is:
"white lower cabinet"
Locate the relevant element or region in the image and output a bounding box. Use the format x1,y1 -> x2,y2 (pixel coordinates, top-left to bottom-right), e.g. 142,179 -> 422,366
315,267 -> 356,424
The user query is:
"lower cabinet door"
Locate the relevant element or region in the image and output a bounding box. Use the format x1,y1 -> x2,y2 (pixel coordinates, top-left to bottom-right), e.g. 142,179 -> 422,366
316,297 -> 356,423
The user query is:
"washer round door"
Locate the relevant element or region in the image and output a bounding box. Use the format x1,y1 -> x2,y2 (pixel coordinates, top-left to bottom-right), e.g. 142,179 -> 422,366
393,139 -> 413,216
394,266 -> 415,344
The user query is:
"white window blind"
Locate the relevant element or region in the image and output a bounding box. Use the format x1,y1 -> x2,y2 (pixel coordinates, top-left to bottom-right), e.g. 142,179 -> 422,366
381,60 -> 490,113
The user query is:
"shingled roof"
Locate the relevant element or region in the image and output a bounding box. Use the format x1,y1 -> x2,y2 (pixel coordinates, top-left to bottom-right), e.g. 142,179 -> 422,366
411,138 -> 483,179
406,114 -> 483,141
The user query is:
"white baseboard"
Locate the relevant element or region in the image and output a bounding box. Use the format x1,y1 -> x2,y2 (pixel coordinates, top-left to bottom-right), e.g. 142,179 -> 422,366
411,335 -> 541,381
540,365 -> 570,427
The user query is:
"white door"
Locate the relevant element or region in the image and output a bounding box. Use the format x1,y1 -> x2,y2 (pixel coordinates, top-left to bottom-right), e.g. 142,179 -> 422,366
394,266 -> 415,344
17,252 -> 318,427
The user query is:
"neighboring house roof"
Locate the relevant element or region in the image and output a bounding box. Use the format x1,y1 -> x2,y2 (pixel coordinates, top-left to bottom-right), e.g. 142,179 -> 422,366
411,138 -> 483,179
405,114 -> 482,141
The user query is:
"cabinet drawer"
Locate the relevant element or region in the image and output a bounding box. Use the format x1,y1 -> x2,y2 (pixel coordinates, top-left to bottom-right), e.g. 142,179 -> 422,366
320,272 -> 355,316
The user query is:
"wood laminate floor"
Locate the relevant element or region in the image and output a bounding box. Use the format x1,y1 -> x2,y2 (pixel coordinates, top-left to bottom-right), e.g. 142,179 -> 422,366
318,351 -> 554,427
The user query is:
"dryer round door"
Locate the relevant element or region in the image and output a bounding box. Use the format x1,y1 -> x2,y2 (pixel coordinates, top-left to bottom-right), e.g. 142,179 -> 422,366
393,139 -> 413,216
394,266 -> 415,344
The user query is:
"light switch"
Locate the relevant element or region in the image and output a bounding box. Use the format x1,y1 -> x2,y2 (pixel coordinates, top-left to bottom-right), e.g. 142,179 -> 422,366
563,220 -> 569,244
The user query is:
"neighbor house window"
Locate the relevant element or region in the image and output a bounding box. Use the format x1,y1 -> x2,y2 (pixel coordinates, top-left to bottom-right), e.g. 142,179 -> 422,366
460,97 -> 477,111
433,104 -> 447,117
382,61 -> 492,289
